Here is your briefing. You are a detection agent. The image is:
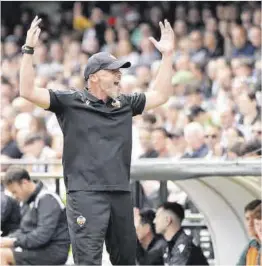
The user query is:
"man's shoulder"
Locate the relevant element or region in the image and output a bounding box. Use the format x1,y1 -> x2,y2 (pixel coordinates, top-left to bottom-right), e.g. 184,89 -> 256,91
247,238 -> 260,248
35,189 -> 65,210
50,87 -> 82,96
176,230 -> 192,245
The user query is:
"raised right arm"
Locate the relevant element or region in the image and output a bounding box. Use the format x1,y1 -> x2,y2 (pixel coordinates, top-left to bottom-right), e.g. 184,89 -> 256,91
19,16 -> 50,109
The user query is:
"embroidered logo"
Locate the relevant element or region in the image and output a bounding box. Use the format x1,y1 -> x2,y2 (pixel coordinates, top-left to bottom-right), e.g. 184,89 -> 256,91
77,215 -> 86,227
86,100 -> 90,106
112,100 -> 121,108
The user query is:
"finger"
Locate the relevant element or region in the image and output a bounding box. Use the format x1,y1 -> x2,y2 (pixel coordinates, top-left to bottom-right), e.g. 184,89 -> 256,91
31,17 -> 42,29
35,28 -> 41,39
30,16 -> 38,28
166,20 -> 173,32
148,37 -> 158,47
164,19 -> 168,29
32,18 -> 42,29
159,21 -> 165,33
32,26 -> 40,34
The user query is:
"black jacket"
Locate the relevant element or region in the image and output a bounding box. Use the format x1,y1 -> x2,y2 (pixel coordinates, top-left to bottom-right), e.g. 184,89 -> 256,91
1,185 -> 21,236
136,236 -> 167,265
164,229 -> 209,266
10,182 -> 70,250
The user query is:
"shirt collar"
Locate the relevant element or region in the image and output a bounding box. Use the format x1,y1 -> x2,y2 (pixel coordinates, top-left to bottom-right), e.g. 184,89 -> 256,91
168,228 -> 183,248
83,87 -> 113,104
83,87 -> 100,102
25,181 -> 43,204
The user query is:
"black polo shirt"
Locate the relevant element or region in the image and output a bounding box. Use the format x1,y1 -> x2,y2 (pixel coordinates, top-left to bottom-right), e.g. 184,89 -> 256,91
46,88 -> 146,192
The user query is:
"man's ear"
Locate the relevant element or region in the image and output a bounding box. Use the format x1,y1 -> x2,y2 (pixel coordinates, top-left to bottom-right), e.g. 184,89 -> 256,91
89,74 -> 98,82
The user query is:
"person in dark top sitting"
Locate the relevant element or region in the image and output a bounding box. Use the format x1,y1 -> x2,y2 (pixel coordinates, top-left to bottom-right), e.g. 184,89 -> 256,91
134,208 -> 167,265
154,202 -> 208,265
1,184 -> 21,237
0,167 -> 70,265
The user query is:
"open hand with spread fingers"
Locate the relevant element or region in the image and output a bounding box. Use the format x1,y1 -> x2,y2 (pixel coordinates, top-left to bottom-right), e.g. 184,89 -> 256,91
149,19 -> 175,55
25,16 -> 42,48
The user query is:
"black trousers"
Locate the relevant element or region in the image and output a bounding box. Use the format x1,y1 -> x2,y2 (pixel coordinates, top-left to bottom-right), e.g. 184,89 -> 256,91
66,191 -> 136,265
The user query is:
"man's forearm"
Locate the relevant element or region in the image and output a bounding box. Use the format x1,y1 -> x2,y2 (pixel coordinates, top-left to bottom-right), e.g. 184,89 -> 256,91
19,54 -> 35,98
152,53 -> 173,101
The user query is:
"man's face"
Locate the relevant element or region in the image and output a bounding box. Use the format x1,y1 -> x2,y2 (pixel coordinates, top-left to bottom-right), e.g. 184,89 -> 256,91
249,28 -> 261,48
254,219 -> 262,241
190,32 -> 203,51
252,122 -> 262,141
220,110 -> 234,129
237,94 -> 256,115
23,140 -> 44,158
151,130 -> 167,153
6,181 -> 29,202
135,215 -> 151,241
95,69 -> 122,99
232,28 -> 246,49
154,208 -> 169,235
205,127 -> 220,149
139,129 -> 152,150
245,210 -> 257,237
184,130 -> 204,151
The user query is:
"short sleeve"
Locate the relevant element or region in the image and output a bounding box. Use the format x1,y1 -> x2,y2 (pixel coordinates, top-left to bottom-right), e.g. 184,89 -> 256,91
45,89 -> 76,113
123,93 -> 146,116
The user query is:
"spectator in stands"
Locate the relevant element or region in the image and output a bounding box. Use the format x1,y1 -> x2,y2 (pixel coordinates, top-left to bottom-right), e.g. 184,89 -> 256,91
173,20 -> 188,41
184,82 -> 203,108
187,105 -> 208,126
139,127 -> 158,158
241,139 -> 262,158
22,134 -> 56,163
1,119 -> 22,159
189,30 -> 208,67
154,202 -> 208,265
237,199 -> 261,265
134,208 -> 166,265
226,140 -> 245,160
204,125 -> 223,158
231,26 -> 255,58
182,122 -> 209,158
204,31 -> 223,58
29,115 -> 52,147
151,128 -> 170,158
249,26 -> 261,60
0,167 -> 70,265
237,91 -> 261,135
251,121 -> 262,141
1,183 -> 21,237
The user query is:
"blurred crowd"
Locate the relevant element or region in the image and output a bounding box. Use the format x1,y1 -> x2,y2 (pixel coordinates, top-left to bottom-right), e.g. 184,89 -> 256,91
1,1 -> 261,167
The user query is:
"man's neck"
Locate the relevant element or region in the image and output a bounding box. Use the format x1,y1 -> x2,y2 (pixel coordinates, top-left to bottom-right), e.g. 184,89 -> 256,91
88,86 -> 108,102
164,226 -> 181,241
141,234 -> 154,250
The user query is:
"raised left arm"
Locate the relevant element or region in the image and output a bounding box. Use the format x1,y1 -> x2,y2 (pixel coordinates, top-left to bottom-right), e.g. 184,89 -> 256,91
144,19 -> 175,111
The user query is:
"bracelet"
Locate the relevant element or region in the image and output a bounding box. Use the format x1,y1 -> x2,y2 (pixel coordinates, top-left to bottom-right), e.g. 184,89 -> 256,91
21,45 -> 34,55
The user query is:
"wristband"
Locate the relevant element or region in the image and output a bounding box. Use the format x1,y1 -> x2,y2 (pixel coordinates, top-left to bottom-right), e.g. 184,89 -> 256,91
22,45 -> 34,55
